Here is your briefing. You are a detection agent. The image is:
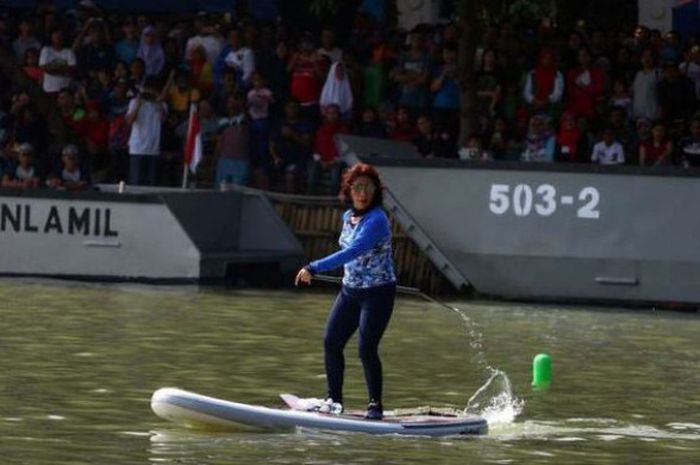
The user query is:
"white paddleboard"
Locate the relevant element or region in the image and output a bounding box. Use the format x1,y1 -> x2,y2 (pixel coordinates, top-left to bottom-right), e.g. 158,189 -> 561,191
151,387 -> 488,436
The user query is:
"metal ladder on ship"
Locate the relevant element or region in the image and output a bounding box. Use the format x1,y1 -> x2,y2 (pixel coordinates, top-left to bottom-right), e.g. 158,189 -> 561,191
383,189 -> 470,291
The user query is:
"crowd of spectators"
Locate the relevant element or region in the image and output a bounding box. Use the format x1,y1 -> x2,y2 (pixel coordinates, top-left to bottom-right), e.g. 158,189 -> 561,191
2,3 -> 700,196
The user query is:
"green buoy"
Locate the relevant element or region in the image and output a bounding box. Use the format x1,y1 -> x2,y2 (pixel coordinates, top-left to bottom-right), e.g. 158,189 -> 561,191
532,353 -> 552,389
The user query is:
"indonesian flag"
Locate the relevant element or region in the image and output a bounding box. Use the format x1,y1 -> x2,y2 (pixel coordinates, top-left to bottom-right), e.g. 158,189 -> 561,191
184,103 -> 202,174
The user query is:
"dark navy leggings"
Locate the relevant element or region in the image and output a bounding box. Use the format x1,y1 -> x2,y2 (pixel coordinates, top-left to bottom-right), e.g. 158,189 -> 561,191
324,283 -> 396,404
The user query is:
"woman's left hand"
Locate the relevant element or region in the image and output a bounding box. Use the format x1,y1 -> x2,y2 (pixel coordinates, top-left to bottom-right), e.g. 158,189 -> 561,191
295,267 -> 312,286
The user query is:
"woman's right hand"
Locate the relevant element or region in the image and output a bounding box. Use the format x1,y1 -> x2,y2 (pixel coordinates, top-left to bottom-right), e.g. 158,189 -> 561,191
295,267 -> 312,286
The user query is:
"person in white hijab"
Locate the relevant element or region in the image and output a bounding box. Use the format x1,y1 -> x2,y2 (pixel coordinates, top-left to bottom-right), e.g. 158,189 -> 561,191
136,26 -> 165,78
320,61 -> 353,118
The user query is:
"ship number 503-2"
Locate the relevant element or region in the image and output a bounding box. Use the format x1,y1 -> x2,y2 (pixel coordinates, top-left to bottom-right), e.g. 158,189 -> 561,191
489,184 -> 600,219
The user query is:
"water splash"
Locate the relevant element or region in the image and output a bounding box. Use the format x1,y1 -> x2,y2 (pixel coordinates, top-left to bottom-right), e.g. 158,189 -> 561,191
448,307 -> 524,424
432,299 -> 489,371
465,368 -> 524,425
427,299 -> 525,425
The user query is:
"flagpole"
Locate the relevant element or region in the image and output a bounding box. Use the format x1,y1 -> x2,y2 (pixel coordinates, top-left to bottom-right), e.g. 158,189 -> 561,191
181,164 -> 189,189
182,102 -> 194,190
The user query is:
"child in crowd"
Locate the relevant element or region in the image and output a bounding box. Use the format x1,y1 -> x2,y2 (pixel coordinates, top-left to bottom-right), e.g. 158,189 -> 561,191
556,112 -> 583,162
639,122 -> 672,166
46,144 -> 91,190
522,114 -> 556,162
591,127 -> 625,165
354,107 -> 386,139
413,114 -> 455,158
1,143 -> 40,189
459,134 -> 491,161
677,116 -> 700,167
388,106 -> 417,142
487,116 -> 516,160
609,77 -> 632,121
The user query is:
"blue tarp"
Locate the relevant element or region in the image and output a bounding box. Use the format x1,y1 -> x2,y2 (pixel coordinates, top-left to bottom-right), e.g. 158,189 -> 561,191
673,1 -> 700,38
249,0 -> 277,21
5,0 -> 236,12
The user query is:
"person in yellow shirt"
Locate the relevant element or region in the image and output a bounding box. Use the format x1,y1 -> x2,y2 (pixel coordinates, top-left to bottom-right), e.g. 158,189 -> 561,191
168,69 -> 201,123
189,45 -> 214,95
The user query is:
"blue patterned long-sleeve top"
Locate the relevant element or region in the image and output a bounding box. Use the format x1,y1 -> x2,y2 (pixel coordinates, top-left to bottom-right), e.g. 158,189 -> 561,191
307,207 -> 396,289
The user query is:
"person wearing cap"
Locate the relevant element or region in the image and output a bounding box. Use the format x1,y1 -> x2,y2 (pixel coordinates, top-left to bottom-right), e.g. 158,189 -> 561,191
1,143 -> 40,189
47,145 -> 91,191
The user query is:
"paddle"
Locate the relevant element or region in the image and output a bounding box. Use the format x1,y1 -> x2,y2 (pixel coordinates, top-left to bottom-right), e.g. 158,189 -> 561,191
312,274 -> 459,312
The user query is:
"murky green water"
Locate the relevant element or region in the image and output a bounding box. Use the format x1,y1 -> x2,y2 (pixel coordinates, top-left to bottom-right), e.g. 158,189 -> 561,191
0,279 -> 699,464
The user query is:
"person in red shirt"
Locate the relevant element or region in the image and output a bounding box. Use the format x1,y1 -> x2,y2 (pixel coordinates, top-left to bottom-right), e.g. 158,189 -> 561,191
22,47 -> 44,86
307,104 -> 349,194
288,35 -> 324,121
75,100 -> 110,179
565,46 -> 605,120
639,122 -> 673,166
556,112 -> 583,162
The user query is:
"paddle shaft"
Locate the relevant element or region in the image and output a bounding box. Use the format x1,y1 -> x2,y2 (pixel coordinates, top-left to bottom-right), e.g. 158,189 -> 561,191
313,274 -> 457,312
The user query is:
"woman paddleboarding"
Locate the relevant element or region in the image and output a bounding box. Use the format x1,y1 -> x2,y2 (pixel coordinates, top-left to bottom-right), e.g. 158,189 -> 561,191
295,163 -> 396,420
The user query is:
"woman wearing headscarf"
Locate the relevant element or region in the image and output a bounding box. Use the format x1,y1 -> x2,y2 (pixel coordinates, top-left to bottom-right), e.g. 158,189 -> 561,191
522,114 -> 555,162
136,26 -> 165,78
320,61 -> 353,119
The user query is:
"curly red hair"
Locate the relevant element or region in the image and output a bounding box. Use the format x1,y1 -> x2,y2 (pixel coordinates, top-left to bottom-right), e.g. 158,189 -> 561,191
341,163 -> 384,208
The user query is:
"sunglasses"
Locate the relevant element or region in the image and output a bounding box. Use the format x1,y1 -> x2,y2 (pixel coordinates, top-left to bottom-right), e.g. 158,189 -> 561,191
350,183 -> 376,194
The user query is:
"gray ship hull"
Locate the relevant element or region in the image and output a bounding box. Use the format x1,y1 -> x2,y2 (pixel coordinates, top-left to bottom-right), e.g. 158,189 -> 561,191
373,158 -> 700,305
333,132 -> 699,306
0,187 -> 304,284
